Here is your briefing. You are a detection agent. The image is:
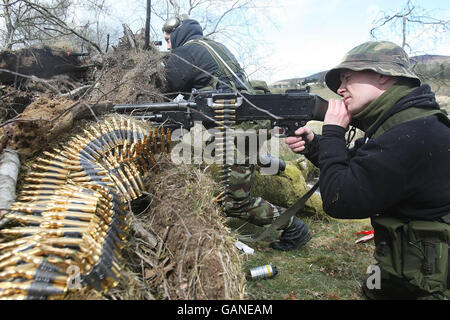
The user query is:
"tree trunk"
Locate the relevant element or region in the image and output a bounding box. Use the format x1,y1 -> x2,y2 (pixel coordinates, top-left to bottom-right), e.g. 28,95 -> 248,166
144,0 -> 152,50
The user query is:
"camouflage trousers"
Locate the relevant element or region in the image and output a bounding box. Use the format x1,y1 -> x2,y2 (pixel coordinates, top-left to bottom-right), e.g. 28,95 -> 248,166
221,164 -> 293,229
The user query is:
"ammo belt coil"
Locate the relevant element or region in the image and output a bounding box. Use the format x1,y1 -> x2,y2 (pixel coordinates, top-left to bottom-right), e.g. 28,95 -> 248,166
0,116 -> 171,299
211,95 -> 241,193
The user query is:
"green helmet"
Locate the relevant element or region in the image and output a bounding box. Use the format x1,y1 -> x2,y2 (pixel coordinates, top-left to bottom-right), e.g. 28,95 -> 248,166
325,41 -> 421,93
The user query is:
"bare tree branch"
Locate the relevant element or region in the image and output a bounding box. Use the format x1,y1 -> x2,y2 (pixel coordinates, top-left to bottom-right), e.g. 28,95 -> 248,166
370,0 -> 449,51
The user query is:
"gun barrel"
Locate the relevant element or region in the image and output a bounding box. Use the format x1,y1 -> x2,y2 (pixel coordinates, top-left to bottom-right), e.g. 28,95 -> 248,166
113,102 -> 196,112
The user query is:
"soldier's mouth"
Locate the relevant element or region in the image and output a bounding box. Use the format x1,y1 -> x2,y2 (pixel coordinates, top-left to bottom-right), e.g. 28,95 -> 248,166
344,97 -> 351,105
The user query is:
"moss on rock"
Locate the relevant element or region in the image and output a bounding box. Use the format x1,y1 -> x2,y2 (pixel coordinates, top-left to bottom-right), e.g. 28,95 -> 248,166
251,162 -> 325,218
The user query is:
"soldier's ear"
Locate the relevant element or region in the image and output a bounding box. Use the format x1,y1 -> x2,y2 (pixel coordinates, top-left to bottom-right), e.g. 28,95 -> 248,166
378,74 -> 396,87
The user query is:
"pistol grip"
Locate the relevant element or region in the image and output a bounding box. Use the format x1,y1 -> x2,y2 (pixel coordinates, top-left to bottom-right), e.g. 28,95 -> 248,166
299,133 -> 310,155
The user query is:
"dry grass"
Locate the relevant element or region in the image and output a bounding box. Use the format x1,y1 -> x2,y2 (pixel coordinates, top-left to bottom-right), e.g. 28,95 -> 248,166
102,155 -> 246,300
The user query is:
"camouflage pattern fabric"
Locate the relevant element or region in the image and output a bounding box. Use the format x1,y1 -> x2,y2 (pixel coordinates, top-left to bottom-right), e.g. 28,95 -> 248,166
325,41 -> 421,93
221,164 -> 292,228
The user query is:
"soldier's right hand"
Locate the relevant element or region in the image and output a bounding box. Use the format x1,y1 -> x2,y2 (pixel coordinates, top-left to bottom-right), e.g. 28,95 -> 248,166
285,127 -> 314,154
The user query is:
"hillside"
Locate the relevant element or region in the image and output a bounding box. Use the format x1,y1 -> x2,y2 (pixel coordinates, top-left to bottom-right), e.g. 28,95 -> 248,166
270,54 -> 450,88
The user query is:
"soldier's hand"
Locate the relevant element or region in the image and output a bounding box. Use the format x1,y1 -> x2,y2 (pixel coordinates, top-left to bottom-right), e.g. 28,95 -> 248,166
324,99 -> 352,128
285,127 -> 314,154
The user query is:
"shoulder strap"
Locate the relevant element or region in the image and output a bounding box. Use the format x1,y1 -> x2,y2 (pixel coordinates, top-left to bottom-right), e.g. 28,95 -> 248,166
364,85 -> 447,139
372,108 -> 445,139
186,38 -> 253,93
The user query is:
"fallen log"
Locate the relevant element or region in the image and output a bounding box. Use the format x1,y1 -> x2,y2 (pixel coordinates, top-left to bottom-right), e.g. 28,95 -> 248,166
0,149 -> 20,225
0,47 -> 84,85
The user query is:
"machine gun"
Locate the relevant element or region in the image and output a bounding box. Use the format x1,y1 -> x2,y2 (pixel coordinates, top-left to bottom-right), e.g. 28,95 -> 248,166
113,89 -> 328,138
114,88 -> 327,180
114,89 -> 328,241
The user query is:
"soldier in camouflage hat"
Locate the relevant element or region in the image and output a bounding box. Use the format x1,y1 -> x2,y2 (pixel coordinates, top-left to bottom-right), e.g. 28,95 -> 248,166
286,40 -> 450,299
325,41 -> 421,93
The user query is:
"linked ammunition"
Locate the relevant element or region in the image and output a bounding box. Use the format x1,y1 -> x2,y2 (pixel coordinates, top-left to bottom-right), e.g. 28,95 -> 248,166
0,281 -> 67,297
42,150 -> 75,165
0,117 -> 176,298
16,196 -> 98,206
11,202 -> 98,214
41,211 -> 95,221
31,164 -> 70,175
122,165 -> 142,197
24,177 -> 66,185
4,214 -> 89,228
0,236 -> 37,251
104,121 -> 121,146
110,118 -> 123,142
0,247 -> 42,269
100,124 -> 116,148
1,227 -> 88,237
21,184 -> 60,191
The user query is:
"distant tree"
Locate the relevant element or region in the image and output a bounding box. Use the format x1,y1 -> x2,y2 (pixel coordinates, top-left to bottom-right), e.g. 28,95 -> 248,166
370,0 -> 449,92
302,78 -> 318,85
1,0 -> 70,49
370,0 -> 449,53
0,0 -> 109,53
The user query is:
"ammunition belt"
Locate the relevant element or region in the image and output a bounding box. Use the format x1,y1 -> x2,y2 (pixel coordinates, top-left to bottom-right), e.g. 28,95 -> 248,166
0,116 -> 171,299
211,95 -> 241,194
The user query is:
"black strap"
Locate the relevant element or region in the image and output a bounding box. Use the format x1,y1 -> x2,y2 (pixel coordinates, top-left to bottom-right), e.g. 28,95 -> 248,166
241,180 -> 320,242
364,85 -> 438,140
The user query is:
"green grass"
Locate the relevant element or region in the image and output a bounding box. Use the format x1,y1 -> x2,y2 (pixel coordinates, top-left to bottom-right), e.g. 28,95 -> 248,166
231,216 -> 376,300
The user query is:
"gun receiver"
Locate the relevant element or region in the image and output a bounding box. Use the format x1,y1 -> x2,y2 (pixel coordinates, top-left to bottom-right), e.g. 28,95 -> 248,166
113,89 -> 328,137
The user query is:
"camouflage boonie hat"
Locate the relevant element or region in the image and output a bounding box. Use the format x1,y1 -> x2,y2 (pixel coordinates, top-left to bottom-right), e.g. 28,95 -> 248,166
325,41 -> 421,93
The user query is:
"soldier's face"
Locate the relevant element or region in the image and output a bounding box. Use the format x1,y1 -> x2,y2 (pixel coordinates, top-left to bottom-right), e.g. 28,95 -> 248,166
164,32 -> 171,50
337,69 -> 387,115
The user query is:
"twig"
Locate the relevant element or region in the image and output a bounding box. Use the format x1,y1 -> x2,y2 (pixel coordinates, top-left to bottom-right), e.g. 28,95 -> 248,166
0,68 -> 60,94
58,85 -> 91,98
0,89 -> 18,101
156,226 -> 170,258
127,202 -> 158,248
179,238 -> 190,299
0,115 -> 51,129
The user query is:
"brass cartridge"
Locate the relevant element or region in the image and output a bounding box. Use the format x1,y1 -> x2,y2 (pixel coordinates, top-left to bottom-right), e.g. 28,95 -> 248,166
24,177 -> 67,185
31,164 -> 70,175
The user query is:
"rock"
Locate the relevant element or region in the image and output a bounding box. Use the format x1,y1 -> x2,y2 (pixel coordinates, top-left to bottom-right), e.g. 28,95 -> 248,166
251,162 -> 325,217
295,157 -> 320,181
